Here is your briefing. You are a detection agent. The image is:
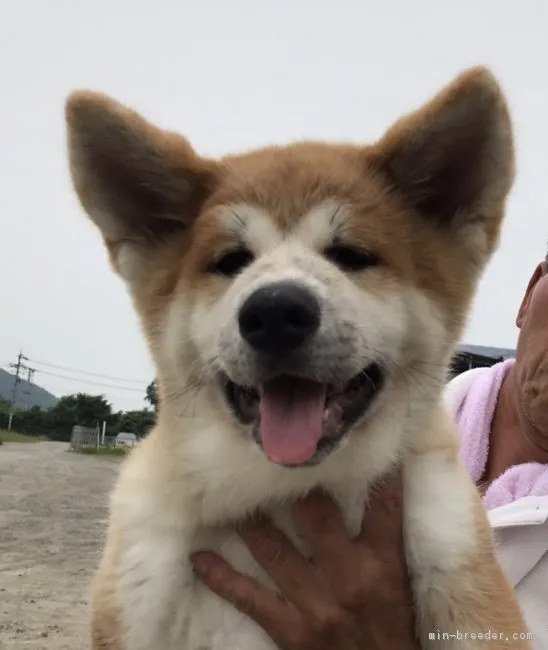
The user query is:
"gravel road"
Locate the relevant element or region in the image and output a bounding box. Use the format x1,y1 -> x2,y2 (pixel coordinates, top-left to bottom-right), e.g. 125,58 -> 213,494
0,441 -> 119,650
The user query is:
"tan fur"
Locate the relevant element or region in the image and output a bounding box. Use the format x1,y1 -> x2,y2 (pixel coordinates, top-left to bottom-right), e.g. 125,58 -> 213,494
405,408 -> 530,647
90,537 -> 124,650
65,67 -> 531,649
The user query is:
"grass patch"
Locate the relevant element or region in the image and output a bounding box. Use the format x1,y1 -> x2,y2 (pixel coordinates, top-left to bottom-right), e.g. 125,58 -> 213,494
78,445 -> 129,457
0,430 -> 45,444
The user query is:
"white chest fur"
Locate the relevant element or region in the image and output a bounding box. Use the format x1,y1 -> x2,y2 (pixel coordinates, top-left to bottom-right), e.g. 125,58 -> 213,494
111,443 -> 477,650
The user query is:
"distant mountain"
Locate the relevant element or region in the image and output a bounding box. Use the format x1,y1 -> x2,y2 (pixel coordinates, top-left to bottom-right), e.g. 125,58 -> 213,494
0,368 -> 58,410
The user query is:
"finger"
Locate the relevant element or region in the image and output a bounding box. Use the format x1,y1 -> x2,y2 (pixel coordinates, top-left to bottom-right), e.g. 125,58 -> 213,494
359,467 -> 405,550
237,515 -> 324,611
290,491 -> 357,592
191,551 -> 302,645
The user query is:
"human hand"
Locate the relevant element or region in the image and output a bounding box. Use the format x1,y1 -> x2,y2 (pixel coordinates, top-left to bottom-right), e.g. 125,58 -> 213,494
191,471 -> 419,650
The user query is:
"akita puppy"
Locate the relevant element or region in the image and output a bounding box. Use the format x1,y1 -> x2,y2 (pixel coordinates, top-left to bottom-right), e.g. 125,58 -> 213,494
65,67 -> 530,649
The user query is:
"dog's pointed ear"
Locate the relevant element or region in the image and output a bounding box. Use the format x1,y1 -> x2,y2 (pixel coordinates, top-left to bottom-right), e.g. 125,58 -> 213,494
370,67 -> 514,258
65,91 -> 218,247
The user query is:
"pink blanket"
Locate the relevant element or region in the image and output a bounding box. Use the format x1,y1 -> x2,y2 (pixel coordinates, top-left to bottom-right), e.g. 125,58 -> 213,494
455,359 -> 548,510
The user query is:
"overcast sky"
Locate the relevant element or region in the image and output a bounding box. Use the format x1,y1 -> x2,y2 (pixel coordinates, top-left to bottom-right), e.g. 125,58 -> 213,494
1,0 -> 547,411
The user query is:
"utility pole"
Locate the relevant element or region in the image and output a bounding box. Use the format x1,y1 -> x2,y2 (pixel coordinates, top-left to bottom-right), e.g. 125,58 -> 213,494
7,350 -> 29,431
24,367 -> 36,409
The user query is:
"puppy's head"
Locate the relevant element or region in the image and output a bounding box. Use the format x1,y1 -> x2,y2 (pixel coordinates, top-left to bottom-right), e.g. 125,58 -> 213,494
66,68 -> 514,469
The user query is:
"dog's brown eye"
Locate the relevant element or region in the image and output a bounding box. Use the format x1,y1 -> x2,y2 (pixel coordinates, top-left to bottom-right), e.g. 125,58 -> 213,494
209,248 -> 254,277
324,245 -> 379,272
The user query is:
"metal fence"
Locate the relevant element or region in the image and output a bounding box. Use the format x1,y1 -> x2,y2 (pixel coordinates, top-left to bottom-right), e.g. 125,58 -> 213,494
69,425 -> 128,451
69,425 -> 101,451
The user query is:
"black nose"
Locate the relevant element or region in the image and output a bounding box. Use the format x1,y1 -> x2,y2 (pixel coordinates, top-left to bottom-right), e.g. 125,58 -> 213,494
238,282 -> 321,355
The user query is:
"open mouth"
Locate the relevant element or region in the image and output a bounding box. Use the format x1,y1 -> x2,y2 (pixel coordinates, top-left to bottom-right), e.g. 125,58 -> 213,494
221,363 -> 385,467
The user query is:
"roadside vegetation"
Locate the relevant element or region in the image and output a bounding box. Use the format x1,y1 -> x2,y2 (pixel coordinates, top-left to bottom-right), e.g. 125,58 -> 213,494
0,430 -> 45,444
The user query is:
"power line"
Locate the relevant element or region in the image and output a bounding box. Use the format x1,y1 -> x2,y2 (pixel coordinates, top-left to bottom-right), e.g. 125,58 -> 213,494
2,365 -> 145,393
27,357 -> 148,385
3,352 -> 151,404
26,369 -> 145,393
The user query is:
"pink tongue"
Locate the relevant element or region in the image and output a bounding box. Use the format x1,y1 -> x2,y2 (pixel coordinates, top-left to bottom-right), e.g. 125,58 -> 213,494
259,377 -> 326,465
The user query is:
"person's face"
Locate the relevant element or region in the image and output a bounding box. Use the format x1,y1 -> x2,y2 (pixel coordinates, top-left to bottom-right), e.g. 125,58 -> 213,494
515,261 -> 548,437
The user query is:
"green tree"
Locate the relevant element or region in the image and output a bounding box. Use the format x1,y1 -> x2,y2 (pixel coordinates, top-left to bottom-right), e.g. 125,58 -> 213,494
0,400 -> 10,430
47,393 -> 113,441
145,380 -> 158,411
1,392 -> 158,444
118,409 -> 155,437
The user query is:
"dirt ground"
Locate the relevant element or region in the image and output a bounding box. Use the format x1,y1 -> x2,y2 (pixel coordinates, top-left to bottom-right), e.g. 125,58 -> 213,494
0,441 -> 120,650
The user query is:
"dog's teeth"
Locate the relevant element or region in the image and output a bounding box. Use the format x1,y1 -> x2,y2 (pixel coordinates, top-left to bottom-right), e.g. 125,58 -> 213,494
322,403 -> 343,437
